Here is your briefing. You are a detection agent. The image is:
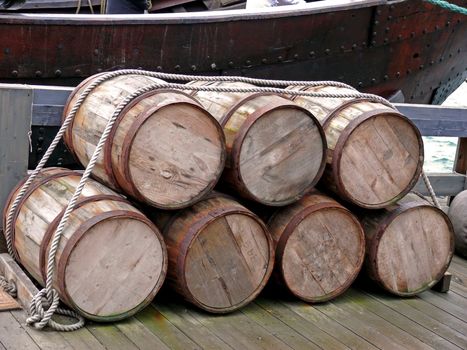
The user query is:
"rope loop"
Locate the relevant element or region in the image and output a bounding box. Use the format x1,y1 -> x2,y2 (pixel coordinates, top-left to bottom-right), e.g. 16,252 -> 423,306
0,276 -> 17,298
26,288 -> 85,331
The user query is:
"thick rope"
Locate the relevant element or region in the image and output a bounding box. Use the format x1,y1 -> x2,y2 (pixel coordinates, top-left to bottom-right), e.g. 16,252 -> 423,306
100,0 -> 106,13
0,277 -> 16,298
424,0 -> 467,15
1,69 -> 403,331
422,170 -> 441,208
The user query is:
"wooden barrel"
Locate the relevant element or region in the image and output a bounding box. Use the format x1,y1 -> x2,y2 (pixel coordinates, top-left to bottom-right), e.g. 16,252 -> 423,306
154,194 -> 274,313
268,191 -> 365,302
63,73 -> 226,209
358,193 -> 454,296
188,81 -> 326,206
3,167 -> 167,321
288,85 -> 424,209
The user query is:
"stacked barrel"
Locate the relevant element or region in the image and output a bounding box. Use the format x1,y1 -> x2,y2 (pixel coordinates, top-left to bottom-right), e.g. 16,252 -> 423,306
288,85 -> 453,296
2,73 -> 454,322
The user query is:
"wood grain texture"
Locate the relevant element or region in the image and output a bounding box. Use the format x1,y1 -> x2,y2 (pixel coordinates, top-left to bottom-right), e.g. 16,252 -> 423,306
359,193 -> 454,296
0,289 -> 20,311
268,191 -> 365,302
289,85 -> 423,208
3,168 -> 167,321
63,74 -> 226,209
190,81 -> 326,206
154,194 -> 274,313
0,85 -> 32,230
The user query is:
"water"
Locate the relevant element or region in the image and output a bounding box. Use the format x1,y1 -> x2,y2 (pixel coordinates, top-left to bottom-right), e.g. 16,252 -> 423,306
423,82 -> 466,173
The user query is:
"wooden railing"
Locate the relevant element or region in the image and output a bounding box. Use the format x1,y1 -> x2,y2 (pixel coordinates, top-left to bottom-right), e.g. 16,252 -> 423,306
0,83 -> 466,224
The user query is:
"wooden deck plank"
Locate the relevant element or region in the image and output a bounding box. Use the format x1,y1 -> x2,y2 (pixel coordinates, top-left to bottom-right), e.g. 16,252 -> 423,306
253,298 -> 350,350
366,292 -> 467,348
351,290 -> 463,349
449,277 -> 467,297
115,317 -> 171,350
278,299 -> 379,350
336,292 -> 437,349
186,306 -> 294,350
417,291 -> 467,321
6,308 -> 105,350
0,311 -> 40,350
451,259 -> 467,273
155,302 -> 233,350
86,323 -> 139,350
136,305 -> 202,349
400,295 -> 467,332
9,310 -> 73,350
313,291 -> 434,350
449,287 -> 467,300
449,258 -> 467,280
242,301 -> 323,350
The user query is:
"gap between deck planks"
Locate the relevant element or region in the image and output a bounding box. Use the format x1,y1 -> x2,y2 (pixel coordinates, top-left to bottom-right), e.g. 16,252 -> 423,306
0,257 -> 465,350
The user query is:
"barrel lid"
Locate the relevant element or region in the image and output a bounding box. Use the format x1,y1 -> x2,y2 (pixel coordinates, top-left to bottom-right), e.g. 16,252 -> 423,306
58,209 -> 167,321
277,202 -> 365,302
332,107 -> 424,208
119,100 -> 226,209
177,205 -> 274,313
230,99 -> 327,206
371,203 -> 454,296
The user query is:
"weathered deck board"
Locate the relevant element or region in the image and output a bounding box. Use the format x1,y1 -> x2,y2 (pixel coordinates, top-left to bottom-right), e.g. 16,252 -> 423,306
9,310 -> 72,350
366,292 -> 467,348
0,256 -> 466,350
241,301 -> 323,350
278,299 -> 378,349
399,294 -> 467,332
154,302 -> 233,349
252,298 -> 349,349
417,292 -> 467,321
0,311 -> 40,350
136,305 -> 202,349
186,307 -> 293,350
86,323 -> 139,350
317,293 -> 434,350
348,290 -> 461,350
114,317 -> 171,350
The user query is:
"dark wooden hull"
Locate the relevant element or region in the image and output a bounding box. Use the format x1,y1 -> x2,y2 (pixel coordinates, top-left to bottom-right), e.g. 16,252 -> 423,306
0,0 -> 465,105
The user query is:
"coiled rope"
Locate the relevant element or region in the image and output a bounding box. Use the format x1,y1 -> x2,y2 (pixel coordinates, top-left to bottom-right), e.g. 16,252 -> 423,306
0,277 -> 16,298
424,0 -> 467,15
2,69 -> 436,331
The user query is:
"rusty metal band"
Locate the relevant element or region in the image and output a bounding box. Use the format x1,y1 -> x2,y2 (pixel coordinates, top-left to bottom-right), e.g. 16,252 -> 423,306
321,97 -> 384,131
6,169 -> 83,263
62,73 -> 105,161
331,108 -> 423,208
57,209 -> 166,321
219,92 -> 277,128
39,194 -> 128,283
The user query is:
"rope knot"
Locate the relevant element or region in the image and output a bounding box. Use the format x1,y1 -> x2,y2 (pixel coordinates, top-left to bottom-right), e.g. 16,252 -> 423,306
26,288 -> 59,329
26,288 -> 85,331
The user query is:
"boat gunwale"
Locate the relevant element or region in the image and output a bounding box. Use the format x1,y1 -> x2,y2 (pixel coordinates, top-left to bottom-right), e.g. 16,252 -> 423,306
0,0 -> 388,24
